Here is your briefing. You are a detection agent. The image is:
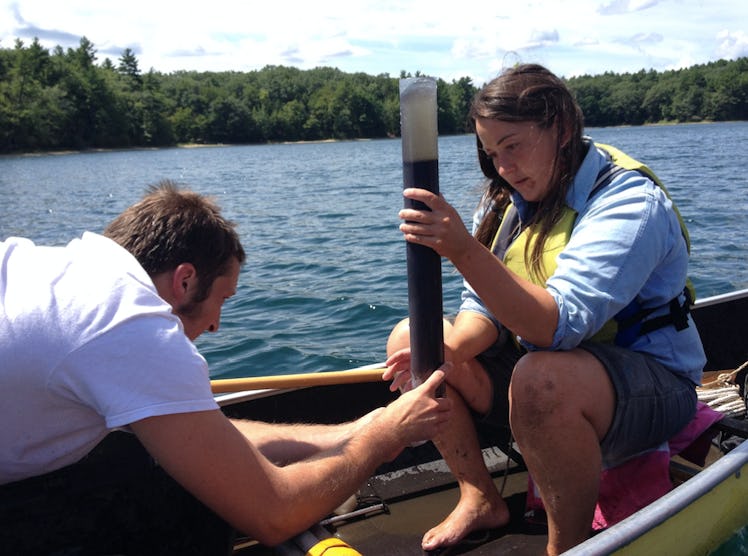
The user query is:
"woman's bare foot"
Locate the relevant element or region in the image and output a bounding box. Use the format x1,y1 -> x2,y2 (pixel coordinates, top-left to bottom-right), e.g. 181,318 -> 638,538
421,493 -> 510,551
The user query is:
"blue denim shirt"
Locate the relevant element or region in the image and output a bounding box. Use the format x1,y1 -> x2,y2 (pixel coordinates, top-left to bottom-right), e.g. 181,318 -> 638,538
460,139 -> 706,383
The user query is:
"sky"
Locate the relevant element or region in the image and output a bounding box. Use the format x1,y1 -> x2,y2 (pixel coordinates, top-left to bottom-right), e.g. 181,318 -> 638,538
2,0 -> 748,86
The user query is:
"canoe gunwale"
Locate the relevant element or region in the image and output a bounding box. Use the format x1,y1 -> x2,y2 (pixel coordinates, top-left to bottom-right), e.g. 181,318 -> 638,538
691,287 -> 748,309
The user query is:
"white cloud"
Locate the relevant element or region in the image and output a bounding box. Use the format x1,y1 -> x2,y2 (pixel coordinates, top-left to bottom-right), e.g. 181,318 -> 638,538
717,30 -> 748,60
598,0 -> 661,16
1,0 -> 747,83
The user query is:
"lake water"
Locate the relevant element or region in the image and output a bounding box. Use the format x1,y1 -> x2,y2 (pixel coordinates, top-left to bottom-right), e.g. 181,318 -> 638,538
1,122 -> 747,380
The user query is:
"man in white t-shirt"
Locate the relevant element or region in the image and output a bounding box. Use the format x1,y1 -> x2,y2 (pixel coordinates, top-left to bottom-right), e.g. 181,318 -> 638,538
0,181 -> 452,555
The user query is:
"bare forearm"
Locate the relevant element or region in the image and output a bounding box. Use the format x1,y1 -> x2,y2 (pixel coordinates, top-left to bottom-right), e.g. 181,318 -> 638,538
133,374 -> 448,547
263,371 -> 449,537
268,424 -> 395,534
447,311 -> 499,363
396,188 -> 557,345
230,418 -> 353,465
133,411 -> 395,547
453,239 -> 558,347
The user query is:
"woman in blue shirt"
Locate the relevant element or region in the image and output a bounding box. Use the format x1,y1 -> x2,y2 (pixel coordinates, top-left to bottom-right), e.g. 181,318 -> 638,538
384,63 -> 706,555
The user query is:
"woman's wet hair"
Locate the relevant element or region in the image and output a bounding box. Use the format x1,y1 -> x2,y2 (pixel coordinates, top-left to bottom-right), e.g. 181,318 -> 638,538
469,64 -> 586,280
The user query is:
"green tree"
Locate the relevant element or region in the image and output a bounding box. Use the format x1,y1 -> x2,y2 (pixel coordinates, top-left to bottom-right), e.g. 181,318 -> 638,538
671,70 -> 707,122
118,48 -> 143,90
639,76 -> 674,122
448,76 -> 477,133
139,71 -> 173,145
1,36 -> 746,154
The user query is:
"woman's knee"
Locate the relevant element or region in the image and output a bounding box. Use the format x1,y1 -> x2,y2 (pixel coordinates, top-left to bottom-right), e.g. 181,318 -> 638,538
509,349 -> 614,432
509,352 -> 569,416
511,350 -> 556,386
386,318 -> 411,356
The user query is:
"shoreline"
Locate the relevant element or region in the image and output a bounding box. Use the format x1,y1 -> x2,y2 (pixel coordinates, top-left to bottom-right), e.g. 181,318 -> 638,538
1,120 -> 742,158
1,137 -> 370,158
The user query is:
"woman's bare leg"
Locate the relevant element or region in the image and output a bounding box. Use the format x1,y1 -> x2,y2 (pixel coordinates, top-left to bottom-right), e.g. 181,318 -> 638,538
386,319 -> 510,551
509,350 -> 615,555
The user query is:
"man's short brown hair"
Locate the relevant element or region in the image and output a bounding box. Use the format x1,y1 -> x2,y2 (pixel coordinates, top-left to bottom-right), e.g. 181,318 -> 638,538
104,180 -> 246,302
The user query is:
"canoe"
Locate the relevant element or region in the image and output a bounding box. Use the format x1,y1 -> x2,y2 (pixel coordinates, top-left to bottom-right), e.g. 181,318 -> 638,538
219,287 -> 748,555
3,289 -> 745,555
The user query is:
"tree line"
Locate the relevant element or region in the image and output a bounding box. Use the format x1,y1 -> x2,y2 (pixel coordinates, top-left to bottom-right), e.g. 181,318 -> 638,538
1,37 -> 747,153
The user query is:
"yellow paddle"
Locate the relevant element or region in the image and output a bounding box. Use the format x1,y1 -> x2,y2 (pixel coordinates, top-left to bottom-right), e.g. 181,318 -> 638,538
210,366 -> 387,394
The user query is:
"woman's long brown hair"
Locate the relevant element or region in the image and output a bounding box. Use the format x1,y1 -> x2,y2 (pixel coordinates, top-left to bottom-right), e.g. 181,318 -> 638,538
469,64 -> 587,281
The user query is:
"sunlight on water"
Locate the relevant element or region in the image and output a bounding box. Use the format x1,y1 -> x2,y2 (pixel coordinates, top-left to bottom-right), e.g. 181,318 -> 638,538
2,123 -> 747,381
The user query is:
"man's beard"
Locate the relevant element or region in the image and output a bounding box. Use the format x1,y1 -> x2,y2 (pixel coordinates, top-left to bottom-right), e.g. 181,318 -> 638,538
174,296 -> 202,323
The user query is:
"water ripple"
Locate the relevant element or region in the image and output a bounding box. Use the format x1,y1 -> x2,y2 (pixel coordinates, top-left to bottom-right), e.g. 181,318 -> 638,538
3,125 -> 747,378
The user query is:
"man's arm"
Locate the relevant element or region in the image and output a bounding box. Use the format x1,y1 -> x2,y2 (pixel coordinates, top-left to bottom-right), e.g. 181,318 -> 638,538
229,408 -> 384,465
130,369 -> 450,546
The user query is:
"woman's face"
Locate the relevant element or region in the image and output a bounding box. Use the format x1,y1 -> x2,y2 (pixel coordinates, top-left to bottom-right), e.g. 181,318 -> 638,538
475,118 -> 558,203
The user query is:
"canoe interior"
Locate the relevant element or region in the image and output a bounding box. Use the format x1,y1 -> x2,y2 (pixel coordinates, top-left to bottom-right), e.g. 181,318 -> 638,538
229,289 -> 748,555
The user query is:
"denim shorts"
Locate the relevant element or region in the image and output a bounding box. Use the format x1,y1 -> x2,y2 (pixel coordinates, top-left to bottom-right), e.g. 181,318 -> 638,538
473,329 -> 523,430
475,336 -> 698,468
580,341 -> 698,468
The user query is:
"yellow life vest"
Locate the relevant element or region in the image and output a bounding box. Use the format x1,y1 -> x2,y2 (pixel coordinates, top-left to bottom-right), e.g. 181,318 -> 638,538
491,143 -> 693,345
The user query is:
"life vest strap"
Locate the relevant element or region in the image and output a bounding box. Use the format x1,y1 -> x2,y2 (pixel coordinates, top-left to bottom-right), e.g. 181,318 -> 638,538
615,287 -> 692,347
638,287 -> 693,334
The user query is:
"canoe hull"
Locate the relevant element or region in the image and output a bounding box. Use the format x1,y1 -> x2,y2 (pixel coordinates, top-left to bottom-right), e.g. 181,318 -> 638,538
572,438 -> 748,555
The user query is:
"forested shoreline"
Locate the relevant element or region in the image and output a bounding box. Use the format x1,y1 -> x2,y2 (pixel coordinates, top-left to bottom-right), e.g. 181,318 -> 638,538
1,37 -> 747,153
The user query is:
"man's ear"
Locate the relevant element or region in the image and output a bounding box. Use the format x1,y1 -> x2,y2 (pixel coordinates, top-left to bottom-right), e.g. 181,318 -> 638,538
171,263 -> 198,302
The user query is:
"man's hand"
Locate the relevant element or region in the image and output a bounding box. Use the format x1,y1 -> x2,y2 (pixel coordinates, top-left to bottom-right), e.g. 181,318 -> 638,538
375,366 -> 452,460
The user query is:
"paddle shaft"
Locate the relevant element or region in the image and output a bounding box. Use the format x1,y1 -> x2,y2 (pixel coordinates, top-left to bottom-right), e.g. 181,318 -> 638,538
210,367 -> 386,393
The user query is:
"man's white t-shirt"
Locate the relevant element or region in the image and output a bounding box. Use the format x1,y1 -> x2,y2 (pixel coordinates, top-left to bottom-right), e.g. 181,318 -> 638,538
0,233 -> 219,484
